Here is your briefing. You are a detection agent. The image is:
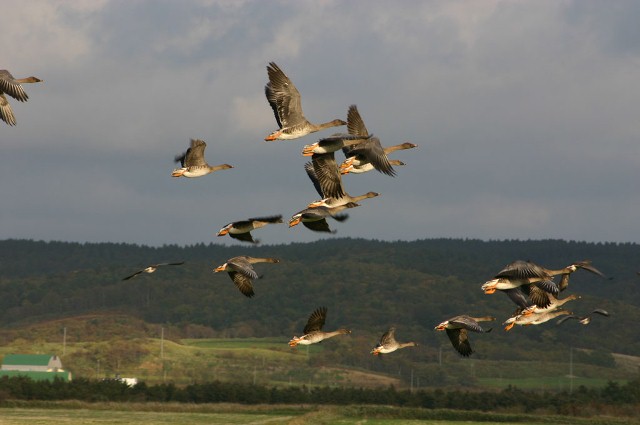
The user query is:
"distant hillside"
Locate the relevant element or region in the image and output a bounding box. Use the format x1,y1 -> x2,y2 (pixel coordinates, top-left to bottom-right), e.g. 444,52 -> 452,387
1,238 -> 639,370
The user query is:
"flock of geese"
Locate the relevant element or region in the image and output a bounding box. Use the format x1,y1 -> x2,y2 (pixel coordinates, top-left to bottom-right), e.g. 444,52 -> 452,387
2,63 -> 610,360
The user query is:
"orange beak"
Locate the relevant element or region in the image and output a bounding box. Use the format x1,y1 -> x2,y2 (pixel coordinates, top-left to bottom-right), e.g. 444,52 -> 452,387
214,265 -> 225,273
264,130 -> 281,141
289,217 -> 301,227
217,228 -> 229,236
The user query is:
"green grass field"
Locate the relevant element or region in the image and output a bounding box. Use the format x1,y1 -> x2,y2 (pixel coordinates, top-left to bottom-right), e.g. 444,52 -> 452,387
1,403 -> 639,425
0,322 -> 634,391
478,376 -> 627,390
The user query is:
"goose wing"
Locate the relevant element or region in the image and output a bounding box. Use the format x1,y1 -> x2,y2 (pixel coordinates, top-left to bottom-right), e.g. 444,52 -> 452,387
347,136 -> 395,176
346,104 -> 369,137
503,288 -> 534,310
247,215 -> 284,224
228,271 -> 255,298
449,316 -> 486,333
0,70 -> 29,101
304,161 -> 325,198
343,105 -> 369,157
0,93 -> 17,126
155,261 -> 185,267
574,260 -> 608,279
495,260 -> 547,279
122,270 -> 144,281
302,219 -> 335,233
226,257 -> 259,280
304,307 -> 327,334
520,284 -> 553,308
312,152 -> 345,199
445,328 -> 473,357
229,231 -> 258,243
265,62 -> 305,128
184,139 -> 208,167
379,327 -> 397,346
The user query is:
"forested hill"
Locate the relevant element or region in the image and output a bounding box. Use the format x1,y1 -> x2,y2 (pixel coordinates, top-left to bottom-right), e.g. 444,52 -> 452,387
1,238 -> 639,358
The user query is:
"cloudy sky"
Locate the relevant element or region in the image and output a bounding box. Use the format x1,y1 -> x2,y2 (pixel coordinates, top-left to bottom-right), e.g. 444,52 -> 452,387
2,0 -> 639,247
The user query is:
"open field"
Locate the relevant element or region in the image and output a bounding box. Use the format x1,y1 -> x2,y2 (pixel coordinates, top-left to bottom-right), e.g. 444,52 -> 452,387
0,331 -> 635,391
1,403 -> 639,425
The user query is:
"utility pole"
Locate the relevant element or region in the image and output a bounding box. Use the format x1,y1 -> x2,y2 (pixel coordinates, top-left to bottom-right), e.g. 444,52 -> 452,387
569,346 -> 574,394
62,327 -> 67,356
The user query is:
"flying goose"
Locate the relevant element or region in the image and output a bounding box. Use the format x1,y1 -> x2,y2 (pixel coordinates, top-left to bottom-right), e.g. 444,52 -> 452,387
122,262 -> 185,280
214,256 -> 280,298
337,105 -> 406,176
304,161 -> 379,208
340,142 -> 416,175
519,293 -> 581,316
172,139 -> 233,178
289,307 -> 351,346
0,70 -> 42,126
481,260 -> 606,309
341,159 -> 406,175
301,133 -> 370,156
288,203 -> 358,233
371,327 -> 418,355
434,315 -> 494,357
503,309 -> 571,331
264,62 -> 346,141
217,215 -> 283,244
556,309 -> 610,326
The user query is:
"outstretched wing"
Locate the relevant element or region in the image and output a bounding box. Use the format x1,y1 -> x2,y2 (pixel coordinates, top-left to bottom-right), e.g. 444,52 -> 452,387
312,152 -> 344,199
302,219 -> 334,233
265,62 -> 305,128
445,328 -> 473,357
228,271 -> 255,298
304,306 -> 327,334
379,327 -> 397,346
229,232 -> 258,244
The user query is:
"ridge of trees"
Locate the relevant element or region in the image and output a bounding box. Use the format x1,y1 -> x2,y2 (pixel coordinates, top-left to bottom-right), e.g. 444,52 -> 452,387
0,375 -> 639,416
1,238 -> 639,363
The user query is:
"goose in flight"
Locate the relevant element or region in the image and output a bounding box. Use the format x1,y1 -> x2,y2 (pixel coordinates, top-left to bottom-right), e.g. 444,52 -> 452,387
289,202 -> 358,233
264,62 -> 346,141
214,256 -> 280,298
434,315 -> 494,357
301,133 -> 370,156
217,215 -> 283,244
481,260 -> 606,309
304,161 -> 379,208
172,139 -> 233,178
503,309 -> 571,331
289,307 -> 351,346
341,159 -> 406,175
0,69 -> 42,126
338,105 -> 401,176
556,309 -> 610,326
340,142 -> 416,175
122,262 -> 185,280
371,327 -> 418,355
519,293 -> 580,316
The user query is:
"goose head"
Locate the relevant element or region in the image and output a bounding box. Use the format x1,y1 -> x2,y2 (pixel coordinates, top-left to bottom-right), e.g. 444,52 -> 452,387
217,223 -> 233,236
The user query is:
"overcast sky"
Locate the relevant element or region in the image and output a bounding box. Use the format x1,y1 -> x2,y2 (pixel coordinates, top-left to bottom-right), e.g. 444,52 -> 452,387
2,0 -> 639,247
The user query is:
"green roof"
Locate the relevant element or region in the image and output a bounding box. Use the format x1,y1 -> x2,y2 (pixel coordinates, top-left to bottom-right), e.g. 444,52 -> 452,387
0,370 -> 71,382
2,354 -> 55,366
